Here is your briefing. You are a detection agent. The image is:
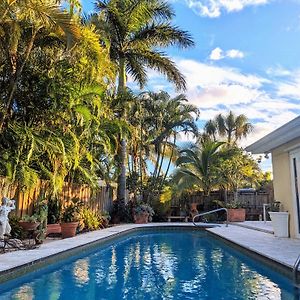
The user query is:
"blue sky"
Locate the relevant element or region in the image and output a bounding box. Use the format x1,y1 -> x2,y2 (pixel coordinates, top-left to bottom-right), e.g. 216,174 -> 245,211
81,0 -> 300,171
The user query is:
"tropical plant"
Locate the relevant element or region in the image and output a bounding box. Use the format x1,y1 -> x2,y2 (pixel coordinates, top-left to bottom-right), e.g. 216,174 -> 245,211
0,0 -> 80,132
61,199 -> 84,223
79,207 -> 101,231
203,111 -> 253,145
133,203 -> 155,217
126,91 -> 199,203
93,0 -> 194,202
217,147 -> 262,201
47,197 -> 62,224
20,214 -> 39,223
173,141 -> 224,197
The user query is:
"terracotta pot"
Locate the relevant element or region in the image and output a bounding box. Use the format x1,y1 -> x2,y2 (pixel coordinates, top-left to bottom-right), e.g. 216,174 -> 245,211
227,208 -> 246,222
46,223 -> 61,236
190,203 -> 199,218
60,222 -> 78,238
102,219 -> 109,228
134,212 -> 149,224
111,215 -> 120,224
19,221 -> 40,231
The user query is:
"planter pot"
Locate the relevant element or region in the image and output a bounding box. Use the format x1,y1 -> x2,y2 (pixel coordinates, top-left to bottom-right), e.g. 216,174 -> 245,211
60,222 -> 78,238
111,216 -> 120,224
19,221 -> 40,231
46,223 -> 61,236
134,212 -> 149,224
227,208 -> 246,222
190,203 -> 199,218
102,219 -> 109,228
269,212 -> 289,238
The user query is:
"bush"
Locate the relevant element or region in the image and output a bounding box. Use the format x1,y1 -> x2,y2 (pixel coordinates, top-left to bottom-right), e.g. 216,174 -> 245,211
8,215 -> 25,239
61,198 -> 83,223
47,197 -> 61,224
79,207 -> 101,231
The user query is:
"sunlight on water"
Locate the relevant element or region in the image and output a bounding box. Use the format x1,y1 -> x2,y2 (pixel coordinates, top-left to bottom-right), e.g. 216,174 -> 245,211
0,230 -> 296,300
73,258 -> 90,286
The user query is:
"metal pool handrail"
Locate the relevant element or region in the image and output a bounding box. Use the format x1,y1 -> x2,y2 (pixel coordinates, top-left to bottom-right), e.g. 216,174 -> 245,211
192,208 -> 228,227
293,254 -> 300,285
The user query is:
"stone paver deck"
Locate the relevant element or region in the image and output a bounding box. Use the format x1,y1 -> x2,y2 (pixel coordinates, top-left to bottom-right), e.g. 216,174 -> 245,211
207,224 -> 300,269
0,222 -> 299,282
232,220 -> 274,234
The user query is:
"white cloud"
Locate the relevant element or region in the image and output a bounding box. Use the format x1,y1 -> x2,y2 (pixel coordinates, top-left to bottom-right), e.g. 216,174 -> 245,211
209,47 -> 224,60
176,58 -> 267,89
266,66 -> 292,77
209,47 -> 245,60
185,0 -> 269,18
141,58 -> 300,157
241,110 -> 299,147
226,49 -> 245,59
137,58 -> 300,175
276,70 -> 300,99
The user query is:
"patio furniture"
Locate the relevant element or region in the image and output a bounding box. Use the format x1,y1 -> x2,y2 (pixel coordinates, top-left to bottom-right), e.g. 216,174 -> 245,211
167,206 -> 188,222
167,216 -> 188,222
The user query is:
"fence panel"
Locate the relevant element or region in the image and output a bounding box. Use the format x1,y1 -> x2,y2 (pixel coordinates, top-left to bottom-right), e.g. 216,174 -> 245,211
0,177 -> 116,217
172,191 -> 273,219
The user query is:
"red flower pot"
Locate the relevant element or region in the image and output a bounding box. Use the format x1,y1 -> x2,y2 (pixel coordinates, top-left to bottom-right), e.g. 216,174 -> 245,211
46,223 -> 61,236
134,212 -> 149,224
60,222 -> 78,238
19,221 -> 40,231
227,208 -> 246,222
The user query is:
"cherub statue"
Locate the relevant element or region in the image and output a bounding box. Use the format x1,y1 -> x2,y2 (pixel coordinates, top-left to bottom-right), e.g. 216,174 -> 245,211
0,197 -> 16,239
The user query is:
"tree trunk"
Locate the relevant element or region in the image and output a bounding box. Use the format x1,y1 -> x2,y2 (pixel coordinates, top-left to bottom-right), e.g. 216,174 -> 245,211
116,57 -> 127,202
0,28 -> 39,132
117,139 -> 127,202
233,190 -> 239,202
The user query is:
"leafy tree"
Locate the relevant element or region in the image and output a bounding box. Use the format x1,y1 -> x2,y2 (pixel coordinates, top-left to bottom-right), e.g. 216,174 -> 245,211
0,0 -> 80,131
203,111 -> 253,145
126,91 -> 199,202
173,141 -> 224,197
0,1 -> 124,195
217,147 -> 262,201
93,0 -> 194,201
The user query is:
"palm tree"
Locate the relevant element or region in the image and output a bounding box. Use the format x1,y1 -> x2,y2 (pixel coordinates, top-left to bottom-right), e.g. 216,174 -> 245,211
93,0 -> 194,201
0,0 -> 80,131
215,111 -> 253,145
203,111 -> 253,145
173,141 -> 224,197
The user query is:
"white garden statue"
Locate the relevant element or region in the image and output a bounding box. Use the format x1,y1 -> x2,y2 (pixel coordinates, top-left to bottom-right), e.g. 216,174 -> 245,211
0,197 -> 16,239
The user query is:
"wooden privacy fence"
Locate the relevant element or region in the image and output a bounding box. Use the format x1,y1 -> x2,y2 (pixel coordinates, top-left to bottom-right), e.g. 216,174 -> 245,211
0,177 -> 116,218
172,191 -> 273,220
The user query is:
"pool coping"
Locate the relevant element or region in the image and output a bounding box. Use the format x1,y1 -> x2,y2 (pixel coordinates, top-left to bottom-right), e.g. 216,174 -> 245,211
0,223 -> 299,285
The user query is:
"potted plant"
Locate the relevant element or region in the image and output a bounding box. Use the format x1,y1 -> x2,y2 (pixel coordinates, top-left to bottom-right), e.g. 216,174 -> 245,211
19,214 -> 40,231
33,199 -> 48,244
215,200 -> 246,222
268,201 -> 289,238
47,197 -> 62,236
60,199 -> 83,238
133,204 -> 154,224
100,210 -> 111,228
226,201 -> 246,222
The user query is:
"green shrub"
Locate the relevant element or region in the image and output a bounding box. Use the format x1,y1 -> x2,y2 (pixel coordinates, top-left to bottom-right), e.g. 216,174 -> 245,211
80,207 -> 101,231
8,215 -> 25,239
61,198 -> 83,223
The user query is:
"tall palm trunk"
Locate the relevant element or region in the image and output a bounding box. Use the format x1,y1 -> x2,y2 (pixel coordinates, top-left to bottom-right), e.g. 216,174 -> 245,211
0,28 -> 39,132
116,57 -> 127,202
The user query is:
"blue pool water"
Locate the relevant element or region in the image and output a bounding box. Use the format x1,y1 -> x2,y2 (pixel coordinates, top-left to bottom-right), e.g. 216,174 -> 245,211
0,229 -> 297,299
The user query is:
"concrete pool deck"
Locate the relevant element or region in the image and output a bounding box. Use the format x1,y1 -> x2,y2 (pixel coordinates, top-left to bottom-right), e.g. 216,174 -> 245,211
0,222 -> 300,282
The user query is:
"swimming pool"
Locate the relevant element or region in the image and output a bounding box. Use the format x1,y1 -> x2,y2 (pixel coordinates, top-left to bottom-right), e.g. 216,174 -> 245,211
0,229 -> 297,299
